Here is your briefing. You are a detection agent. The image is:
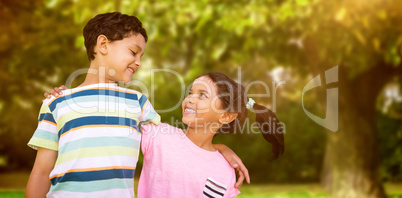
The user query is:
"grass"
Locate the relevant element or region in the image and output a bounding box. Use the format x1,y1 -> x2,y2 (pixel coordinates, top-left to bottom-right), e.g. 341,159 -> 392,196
0,191 -> 24,198
0,172 -> 401,198
0,187 -> 327,198
236,184 -> 327,198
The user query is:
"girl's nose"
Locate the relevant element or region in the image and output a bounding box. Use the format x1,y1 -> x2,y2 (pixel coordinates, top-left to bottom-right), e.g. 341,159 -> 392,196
187,96 -> 195,104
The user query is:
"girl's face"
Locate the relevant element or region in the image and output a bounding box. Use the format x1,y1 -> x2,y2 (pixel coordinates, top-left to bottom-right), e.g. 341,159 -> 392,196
182,76 -> 226,129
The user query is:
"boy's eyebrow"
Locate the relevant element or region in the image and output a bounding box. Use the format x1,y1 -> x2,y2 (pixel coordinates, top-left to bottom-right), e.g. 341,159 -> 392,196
132,44 -> 143,51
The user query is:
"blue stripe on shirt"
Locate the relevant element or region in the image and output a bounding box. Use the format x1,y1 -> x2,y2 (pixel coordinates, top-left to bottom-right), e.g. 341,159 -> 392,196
58,116 -> 139,138
39,113 -> 56,124
49,89 -> 138,111
139,95 -> 147,109
50,168 -> 135,185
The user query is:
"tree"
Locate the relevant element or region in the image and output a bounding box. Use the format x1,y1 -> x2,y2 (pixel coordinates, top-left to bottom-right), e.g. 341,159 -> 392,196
131,0 -> 402,197
1,0 -> 401,197
289,1 -> 402,197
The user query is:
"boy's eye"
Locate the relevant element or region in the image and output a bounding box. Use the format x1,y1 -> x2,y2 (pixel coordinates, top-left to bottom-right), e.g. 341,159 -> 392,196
131,50 -> 137,56
200,93 -> 207,98
188,92 -> 193,96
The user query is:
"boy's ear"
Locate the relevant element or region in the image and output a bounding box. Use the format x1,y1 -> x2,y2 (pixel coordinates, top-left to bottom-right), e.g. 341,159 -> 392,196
219,112 -> 238,124
96,35 -> 109,55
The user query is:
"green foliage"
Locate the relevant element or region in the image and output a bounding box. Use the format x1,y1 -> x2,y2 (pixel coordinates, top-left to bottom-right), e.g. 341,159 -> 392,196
213,99 -> 326,183
377,111 -> 402,182
1,0 -> 401,186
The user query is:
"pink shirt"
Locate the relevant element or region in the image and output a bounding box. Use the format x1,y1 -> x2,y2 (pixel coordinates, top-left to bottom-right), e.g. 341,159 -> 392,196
138,123 -> 240,198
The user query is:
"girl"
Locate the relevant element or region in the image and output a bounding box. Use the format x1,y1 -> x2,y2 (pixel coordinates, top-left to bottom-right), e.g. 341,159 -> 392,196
45,72 -> 284,197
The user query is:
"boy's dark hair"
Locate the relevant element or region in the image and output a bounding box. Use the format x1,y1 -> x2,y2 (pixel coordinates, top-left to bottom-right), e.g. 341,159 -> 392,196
196,72 -> 285,160
83,12 -> 148,60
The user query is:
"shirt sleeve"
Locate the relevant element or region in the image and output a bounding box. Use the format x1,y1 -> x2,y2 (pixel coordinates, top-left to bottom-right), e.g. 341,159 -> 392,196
27,101 -> 58,151
140,124 -> 158,156
138,94 -> 160,125
226,172 -> 241,198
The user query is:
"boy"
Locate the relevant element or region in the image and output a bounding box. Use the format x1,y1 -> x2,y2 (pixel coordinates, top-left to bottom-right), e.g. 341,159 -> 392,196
27,12 -> 249,198
25,12 -> 159,198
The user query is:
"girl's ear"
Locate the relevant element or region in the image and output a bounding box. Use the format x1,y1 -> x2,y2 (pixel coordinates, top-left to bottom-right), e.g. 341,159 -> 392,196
219,112 -> 238,124
96,35 -> 109,55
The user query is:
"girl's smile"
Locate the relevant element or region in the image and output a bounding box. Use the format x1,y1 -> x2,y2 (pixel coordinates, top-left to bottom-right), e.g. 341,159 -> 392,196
183,106 -> 196,114
181,76 -> 224,128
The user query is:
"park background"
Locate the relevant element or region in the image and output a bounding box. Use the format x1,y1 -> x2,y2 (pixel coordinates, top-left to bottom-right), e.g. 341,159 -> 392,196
1,0 -> 402,197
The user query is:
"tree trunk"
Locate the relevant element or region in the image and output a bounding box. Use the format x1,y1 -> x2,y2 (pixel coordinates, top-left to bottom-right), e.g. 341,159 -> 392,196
320,65 -> 393,198
321,104 -> 386,198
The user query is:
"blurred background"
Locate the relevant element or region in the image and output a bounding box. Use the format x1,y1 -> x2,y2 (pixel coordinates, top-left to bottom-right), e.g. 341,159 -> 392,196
1,0 -> 402,197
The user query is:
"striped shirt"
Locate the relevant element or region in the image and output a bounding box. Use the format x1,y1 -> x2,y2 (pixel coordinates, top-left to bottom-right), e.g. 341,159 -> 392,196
28,83 -> 160,198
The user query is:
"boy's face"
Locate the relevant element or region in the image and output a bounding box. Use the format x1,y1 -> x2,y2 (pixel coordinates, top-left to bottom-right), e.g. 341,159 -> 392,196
104,33 -> 146,83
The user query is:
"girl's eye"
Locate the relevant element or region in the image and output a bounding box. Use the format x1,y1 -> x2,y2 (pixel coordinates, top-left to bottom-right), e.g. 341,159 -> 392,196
188,92 -> 193,96
200,93 -> 207,98
131,50 -> 137,56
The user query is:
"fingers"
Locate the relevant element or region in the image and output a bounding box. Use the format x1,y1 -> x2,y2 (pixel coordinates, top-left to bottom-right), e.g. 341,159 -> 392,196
230,157 -> 250,184
57,85 -> 66,94
44,92 -> 51,99
43,86 -> 66,102
54,87 -> 62,95
235,168 -> 244,188
49,89 -> 58,97
239,163 -> 250,184
231,161 -> 238,169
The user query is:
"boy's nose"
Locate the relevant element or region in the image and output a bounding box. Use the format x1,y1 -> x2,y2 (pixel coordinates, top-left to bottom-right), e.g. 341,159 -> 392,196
135,59 -> 141,67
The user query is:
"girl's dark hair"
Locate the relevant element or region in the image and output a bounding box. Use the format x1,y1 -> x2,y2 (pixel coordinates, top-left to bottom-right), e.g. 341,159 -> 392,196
197,72 -> 285,160
83,12 -> 148,60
